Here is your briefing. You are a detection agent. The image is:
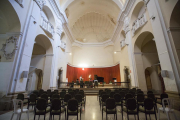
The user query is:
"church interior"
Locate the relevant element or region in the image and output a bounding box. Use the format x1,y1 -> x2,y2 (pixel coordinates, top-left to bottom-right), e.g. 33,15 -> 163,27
0,0 -> 180,120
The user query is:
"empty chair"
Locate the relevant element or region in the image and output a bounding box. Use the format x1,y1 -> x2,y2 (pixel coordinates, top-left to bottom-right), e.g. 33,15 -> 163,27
158,98 -> 178,120
69,91 -> 75,98
137,94 -> 145,107
119,91 -> 126,99
102,98 -> 117,120
60,91 -> 66,99
157,93 -> 168,106
147,91 -> 153,94
110,92 -> 115,98
11,99 -> 29,120
33,90 -> 39,97
27,94 -> 37,109
51,91 -> 57,98
123,98 -> 139,120
137,90 -> 144,94
128,91 -> 135,98
100,94 -> 109,110
41,94 -> 50,105
114,89 -> 119,93
67,99 -> 81,120
79,91 -> 86,103
97,89 -> 103,101
34,98 -> 50,120
106,89 -> 111,95
51,94 -> 60,100
139,98 -> 157,120
39,89 -> 44,96
50,98 -> 66,120
68,89 -> 73,93
148,93 -> 158,111
99,91 -> 106,104
17,93 -> 27,106
114,93 -> 123,120
75,89 -> 79,94
54,90 -> 59,94
124,93 -> 133,104
63,94 -> 72,106
75,94 -> 85,109
62,89 -> 66,93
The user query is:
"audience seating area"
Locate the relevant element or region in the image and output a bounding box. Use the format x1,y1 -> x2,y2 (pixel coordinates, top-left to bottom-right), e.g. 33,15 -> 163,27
12,89 -> 85,120
10,88 -> 179,120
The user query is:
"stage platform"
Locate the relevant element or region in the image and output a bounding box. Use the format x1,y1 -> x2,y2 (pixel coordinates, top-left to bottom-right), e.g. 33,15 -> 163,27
58,84 -> 127,95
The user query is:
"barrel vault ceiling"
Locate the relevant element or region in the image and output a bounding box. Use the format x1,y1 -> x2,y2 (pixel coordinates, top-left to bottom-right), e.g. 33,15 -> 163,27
59,0 -> 126,43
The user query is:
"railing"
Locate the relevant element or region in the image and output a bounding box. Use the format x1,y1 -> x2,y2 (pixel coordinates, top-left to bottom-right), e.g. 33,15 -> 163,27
40,17 -> 54,37
58,81 -> 130,89
132,13 -> 147,36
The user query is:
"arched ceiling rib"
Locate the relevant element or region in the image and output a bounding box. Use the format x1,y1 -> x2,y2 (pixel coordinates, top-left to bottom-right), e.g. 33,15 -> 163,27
62,0 -> 121,43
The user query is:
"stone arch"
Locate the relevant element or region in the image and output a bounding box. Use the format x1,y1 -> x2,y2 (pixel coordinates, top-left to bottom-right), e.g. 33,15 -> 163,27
0,0 -> 21,33
134,31 -> 162,92
130,1 -> 145,25
29,34 -> 54,90
42,5 -> 56,27
35,34 -> 53,54
170,1 -> 180,65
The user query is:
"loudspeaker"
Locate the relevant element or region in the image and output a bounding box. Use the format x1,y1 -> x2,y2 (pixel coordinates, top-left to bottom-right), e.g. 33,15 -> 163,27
23,71 -> 28,78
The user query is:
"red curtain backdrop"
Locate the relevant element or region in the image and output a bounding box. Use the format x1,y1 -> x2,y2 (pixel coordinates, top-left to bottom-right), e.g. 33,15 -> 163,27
66,64 -> 121,83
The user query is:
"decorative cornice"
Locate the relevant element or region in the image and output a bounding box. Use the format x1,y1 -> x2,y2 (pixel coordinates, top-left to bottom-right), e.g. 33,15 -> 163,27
48,0 -> 68,23
72,40 -> 114,47
67,62 -> 120,68
111,0 -> 136,42
34,0 -> 46,9
56,25 -> 63,37
62,23 -> 74,43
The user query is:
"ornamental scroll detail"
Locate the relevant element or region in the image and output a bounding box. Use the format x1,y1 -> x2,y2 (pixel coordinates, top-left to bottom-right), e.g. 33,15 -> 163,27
34,0 -> 46,9
1,36 -> 18,60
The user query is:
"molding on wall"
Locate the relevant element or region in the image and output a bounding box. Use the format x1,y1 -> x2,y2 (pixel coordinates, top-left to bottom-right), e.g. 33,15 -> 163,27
48,0 -> 68,23
72,40 -> 114,47
111,0 -> 136,42
67,62 -> 120,68
34,0 -> 46,9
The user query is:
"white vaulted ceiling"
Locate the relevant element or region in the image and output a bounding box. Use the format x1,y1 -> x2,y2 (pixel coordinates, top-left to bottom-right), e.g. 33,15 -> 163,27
72,12 -> 115,43
61,0 -> 121,43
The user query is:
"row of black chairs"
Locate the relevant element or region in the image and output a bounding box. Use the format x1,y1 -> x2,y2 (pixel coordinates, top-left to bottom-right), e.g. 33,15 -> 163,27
33,94 -> 83,120
16,89 -> 86,120
98,88 -> 168,120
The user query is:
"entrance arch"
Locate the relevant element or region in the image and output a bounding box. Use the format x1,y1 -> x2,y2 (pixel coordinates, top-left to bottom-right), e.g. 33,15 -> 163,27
134,31 -> 163,93
28,34 -> 53,91
170,1 -> 180,66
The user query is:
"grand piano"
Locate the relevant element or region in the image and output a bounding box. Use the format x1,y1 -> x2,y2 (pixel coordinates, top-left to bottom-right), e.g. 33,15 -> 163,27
93,75 -> 104,83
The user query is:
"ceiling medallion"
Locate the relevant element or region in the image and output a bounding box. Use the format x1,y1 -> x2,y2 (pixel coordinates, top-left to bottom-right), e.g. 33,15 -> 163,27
1,36 -> 18,60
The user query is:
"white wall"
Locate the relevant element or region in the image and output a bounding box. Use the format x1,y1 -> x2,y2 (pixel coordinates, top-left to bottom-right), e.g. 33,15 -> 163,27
72,46 -> 114,67
0,63 -> 13,97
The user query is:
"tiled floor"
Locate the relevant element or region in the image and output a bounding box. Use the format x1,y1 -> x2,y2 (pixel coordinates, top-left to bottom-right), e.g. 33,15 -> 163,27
0,96 -> 179,120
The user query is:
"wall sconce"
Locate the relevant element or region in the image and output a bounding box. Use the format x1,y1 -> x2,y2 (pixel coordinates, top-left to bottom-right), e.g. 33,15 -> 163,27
114,51 -> 121,54
82,68 -> 84,70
